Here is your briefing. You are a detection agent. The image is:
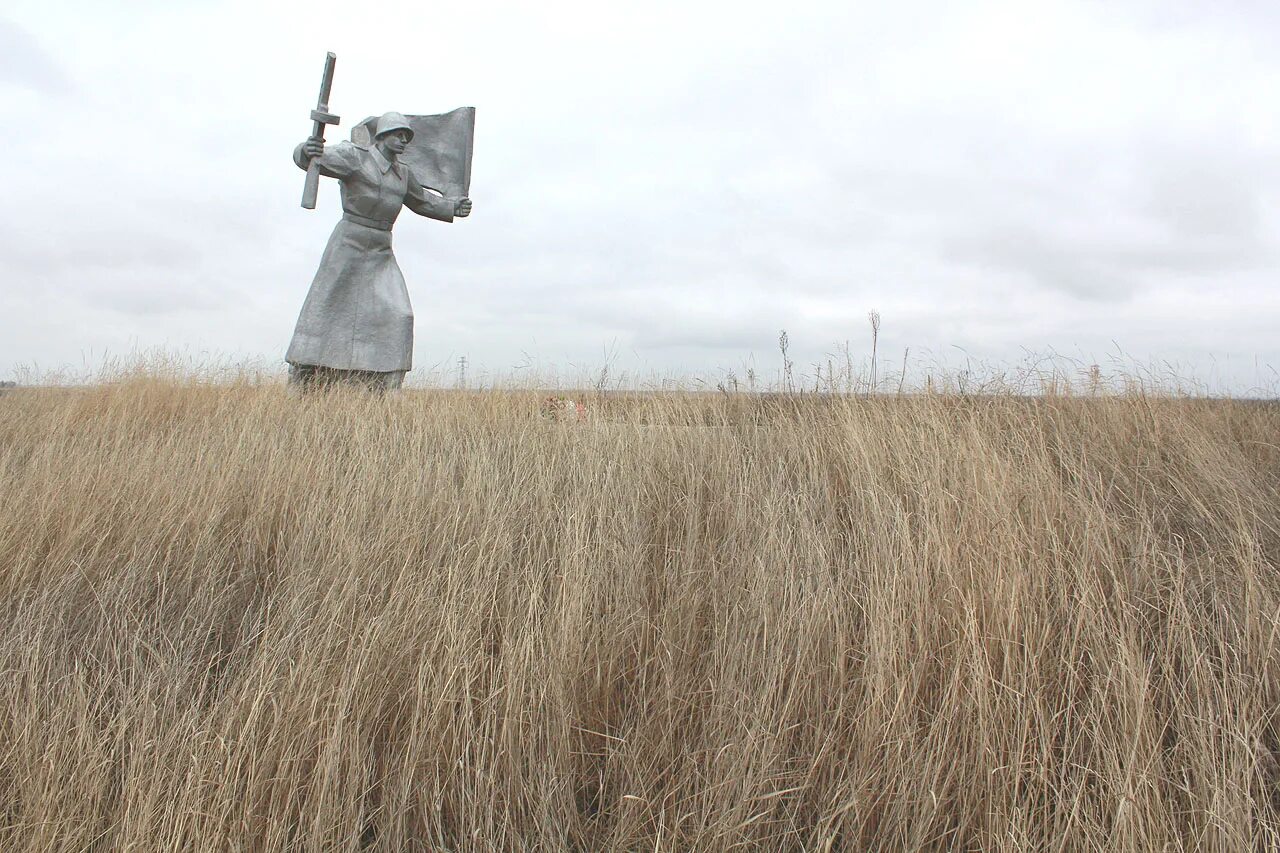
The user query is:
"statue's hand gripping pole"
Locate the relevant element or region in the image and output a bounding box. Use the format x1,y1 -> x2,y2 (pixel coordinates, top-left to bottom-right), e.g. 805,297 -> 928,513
301,52 -> 340,209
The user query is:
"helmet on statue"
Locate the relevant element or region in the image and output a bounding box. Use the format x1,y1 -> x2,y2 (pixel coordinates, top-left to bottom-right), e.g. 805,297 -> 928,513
374,112 -> 414,140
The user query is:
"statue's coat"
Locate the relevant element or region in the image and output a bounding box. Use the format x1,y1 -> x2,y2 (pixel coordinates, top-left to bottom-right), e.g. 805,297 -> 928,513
287,141 -> 455,373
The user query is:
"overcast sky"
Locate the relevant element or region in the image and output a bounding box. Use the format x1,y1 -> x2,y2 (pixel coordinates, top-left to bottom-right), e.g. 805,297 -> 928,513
2,0 -> 1278,391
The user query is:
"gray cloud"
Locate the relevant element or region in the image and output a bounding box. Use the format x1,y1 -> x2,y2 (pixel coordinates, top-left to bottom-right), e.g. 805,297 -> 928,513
1139,143 -> 1270,246
0,18 -> 71,94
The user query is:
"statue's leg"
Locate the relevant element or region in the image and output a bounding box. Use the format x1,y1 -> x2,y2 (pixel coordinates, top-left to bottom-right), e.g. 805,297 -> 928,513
288,365 -> 401,393
381,370 -> 406,392
288,363 -> 318,392
346,369 -> 404,392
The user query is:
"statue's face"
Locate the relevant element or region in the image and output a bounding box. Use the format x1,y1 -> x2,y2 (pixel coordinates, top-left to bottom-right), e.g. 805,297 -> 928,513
379,129 -> 411,156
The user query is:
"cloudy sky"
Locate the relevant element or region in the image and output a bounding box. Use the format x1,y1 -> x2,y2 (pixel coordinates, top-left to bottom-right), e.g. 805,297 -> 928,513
2,0 -> 1278,391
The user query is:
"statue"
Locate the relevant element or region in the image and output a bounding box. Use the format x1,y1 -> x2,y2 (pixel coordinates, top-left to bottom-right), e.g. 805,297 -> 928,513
287,53 -> 474,391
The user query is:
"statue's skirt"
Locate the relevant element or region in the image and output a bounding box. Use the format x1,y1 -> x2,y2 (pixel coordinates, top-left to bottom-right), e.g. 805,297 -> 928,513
286,219 -> 414,373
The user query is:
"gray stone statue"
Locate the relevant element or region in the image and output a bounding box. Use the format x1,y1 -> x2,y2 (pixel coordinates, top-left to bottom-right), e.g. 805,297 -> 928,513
287,110 -> 473,391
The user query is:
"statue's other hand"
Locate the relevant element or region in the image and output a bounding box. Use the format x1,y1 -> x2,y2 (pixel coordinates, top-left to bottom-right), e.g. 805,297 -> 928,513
303,137 -> 325,159
455,198 -> 472,218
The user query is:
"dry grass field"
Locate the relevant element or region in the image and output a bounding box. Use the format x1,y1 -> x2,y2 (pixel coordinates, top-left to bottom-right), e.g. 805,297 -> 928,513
1,377 -> 1279,850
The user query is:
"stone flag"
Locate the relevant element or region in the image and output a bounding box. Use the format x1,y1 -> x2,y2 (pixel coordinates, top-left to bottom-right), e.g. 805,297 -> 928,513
351,107 -> 474,198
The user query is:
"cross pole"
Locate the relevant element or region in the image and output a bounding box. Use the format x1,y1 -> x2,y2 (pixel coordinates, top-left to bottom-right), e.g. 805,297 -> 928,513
301,52 -> 340,209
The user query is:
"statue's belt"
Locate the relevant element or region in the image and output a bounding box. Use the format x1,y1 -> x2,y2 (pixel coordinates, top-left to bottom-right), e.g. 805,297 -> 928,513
342,212 -> 394,231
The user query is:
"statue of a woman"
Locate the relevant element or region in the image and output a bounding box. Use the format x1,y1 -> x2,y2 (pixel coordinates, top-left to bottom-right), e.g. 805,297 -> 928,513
287,112 -> 472,391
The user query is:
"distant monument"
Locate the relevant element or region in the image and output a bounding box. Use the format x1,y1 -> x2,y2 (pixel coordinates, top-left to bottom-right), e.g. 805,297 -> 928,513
287,52 -> 474,391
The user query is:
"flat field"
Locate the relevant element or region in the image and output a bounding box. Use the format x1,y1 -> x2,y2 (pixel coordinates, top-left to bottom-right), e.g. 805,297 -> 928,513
1,380 -> 1278,850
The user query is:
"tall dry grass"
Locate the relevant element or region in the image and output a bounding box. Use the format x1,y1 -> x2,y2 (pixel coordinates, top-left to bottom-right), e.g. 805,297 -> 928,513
1,378 -> 1278,850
